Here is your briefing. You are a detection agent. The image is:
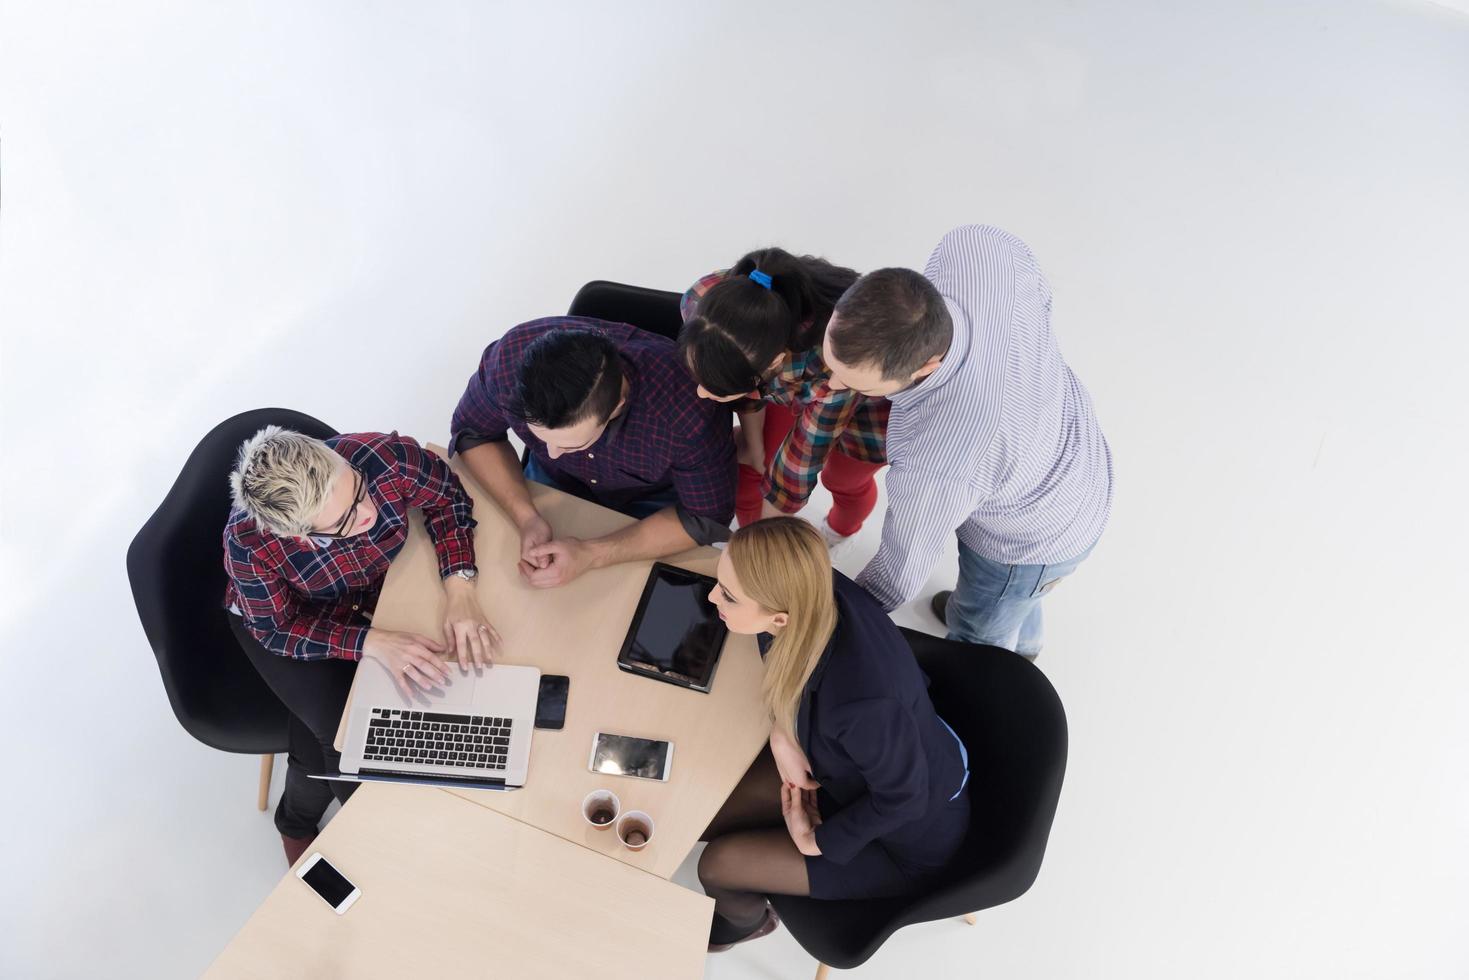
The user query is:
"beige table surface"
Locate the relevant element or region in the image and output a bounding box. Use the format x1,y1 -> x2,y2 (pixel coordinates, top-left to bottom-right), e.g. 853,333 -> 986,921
336,445 -> 771,880
204,782 -> 714,980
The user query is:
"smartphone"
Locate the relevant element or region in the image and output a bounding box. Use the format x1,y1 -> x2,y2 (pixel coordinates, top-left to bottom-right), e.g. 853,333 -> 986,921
296,853 -> 361,915
588,731 -> 674,782
535,674 -> 570,730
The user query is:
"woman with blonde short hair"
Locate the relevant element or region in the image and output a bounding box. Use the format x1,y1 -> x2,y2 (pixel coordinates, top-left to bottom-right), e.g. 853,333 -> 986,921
698,518 -> 971,951
224,426 -> 497,865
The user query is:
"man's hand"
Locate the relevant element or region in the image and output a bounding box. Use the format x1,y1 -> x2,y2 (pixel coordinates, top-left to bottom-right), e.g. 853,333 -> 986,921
781,783 -> 823,856
442,576 -> 499,671
362,629 -> 452,698
516,512 -> 554,576
521,537 -> 598,589
769,727 -> 819,790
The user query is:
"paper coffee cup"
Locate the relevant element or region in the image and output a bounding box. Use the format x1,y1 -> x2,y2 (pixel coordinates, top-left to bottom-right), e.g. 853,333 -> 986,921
616,810 -> 655,851
582,790 -> 621,829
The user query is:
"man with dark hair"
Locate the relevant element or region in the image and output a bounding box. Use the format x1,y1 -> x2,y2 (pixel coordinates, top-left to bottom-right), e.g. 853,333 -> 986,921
826,267 -> 954,390
823,226 -> 1113,658
451,317 -> 737,588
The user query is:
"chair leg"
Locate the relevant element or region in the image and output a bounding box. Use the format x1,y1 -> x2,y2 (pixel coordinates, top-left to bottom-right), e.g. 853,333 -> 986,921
963,913 -> 977,925
257,754 -> 274,812
815,964 -> 831,980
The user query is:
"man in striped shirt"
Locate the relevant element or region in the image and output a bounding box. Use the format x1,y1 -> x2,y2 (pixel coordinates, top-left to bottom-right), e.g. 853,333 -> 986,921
822,225 -> 1112,658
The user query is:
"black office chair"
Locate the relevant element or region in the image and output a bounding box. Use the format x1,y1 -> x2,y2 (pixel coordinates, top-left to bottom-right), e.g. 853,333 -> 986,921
567,279 -> 684,342
127,408 -> 339,811
769,627 -> 1069,978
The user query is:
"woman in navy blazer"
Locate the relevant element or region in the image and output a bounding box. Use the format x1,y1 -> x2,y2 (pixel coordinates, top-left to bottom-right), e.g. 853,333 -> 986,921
698,518 -> 971,951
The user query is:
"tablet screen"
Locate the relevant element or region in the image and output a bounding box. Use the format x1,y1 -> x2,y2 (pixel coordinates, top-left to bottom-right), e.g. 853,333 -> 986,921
617,564 -> 727,691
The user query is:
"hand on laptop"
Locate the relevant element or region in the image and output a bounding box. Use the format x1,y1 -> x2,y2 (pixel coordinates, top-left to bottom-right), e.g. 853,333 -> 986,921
362,629 -> 452,698
521,537 -> 595,589
443,577 -> 499,671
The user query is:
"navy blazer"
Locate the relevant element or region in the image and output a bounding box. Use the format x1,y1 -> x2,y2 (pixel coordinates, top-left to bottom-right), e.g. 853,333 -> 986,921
791,572 -> 969,868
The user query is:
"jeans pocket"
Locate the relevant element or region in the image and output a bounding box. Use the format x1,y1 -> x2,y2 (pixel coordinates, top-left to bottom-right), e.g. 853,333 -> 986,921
1030,567 -> 1067,598
958,546 -> 1018,600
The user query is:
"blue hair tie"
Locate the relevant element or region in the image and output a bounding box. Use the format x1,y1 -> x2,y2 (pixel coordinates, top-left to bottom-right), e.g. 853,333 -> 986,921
748,269 -> 773,290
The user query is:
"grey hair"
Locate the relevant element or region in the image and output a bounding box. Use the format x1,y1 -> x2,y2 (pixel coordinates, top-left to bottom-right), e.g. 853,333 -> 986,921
229,426 -> 343,537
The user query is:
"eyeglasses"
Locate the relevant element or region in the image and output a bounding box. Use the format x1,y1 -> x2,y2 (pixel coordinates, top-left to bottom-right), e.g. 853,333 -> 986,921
313,468 -> 368,538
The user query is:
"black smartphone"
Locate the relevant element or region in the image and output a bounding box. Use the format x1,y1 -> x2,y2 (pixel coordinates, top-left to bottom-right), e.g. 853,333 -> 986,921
535,674 -> 570,730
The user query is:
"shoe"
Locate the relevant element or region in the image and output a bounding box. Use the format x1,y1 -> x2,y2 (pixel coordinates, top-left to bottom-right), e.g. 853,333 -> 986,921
708,905 -> 781,952
930,590 -> 952,627
818,516 -> 858,559
281,832 -> 318,867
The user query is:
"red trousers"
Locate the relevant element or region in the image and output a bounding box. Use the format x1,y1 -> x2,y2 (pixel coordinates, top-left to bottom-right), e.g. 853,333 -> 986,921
736,402 -> 883,536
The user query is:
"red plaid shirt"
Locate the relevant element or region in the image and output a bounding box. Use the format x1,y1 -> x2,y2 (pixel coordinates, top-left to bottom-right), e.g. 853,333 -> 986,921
223,432 -> 477,661
449,317 -> 736,541
682,272 -> 888,512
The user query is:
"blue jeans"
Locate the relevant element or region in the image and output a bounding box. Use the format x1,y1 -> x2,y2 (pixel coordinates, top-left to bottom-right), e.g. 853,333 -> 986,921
524,455 -> 679,520
943,540 -> 1093,656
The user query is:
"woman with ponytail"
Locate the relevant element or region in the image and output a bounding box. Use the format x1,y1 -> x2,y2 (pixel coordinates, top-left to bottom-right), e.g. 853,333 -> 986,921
679,249 -> 888,548
697,518 -> 971,951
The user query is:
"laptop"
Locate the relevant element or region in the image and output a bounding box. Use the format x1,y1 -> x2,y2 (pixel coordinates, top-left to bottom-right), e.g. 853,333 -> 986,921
322,658 -> 542,791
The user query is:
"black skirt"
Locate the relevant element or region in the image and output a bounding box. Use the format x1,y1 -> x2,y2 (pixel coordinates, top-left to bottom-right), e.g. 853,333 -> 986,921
803,788 -> 970,900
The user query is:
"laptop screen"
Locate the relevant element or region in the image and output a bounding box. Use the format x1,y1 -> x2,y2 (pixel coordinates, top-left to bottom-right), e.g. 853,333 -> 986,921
616,564 -> 727,691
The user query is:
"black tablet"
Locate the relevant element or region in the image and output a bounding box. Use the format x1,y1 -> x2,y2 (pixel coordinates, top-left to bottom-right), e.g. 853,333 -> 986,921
616,563 -> 728,693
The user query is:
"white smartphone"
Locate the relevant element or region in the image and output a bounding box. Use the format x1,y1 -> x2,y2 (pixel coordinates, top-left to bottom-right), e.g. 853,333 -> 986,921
588,731 -> 675,782
296,852 -> 361,915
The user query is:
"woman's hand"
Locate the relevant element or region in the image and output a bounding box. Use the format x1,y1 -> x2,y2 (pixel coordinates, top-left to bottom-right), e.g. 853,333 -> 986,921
362,629 -> 452,698
735,427 -> 764,470
442,576 -> 499,670
769,728 -> 819,789
781,783 -> 823,856
734,406 -> 766,469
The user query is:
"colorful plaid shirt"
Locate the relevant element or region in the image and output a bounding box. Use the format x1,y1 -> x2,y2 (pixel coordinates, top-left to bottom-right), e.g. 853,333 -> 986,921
223,431 -> 478,661
449,316 -> 737,544
682,272 -> 889,513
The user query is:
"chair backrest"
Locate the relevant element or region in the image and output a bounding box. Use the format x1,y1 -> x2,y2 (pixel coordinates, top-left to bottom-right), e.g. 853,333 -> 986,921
126,408 -> 337,753
567,280 -> 684,342
899,627 -> 1069,919
769,629 -> 1069,969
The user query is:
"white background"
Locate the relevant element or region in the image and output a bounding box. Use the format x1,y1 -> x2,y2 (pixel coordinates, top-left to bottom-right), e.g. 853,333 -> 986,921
2,2 -> 1467,978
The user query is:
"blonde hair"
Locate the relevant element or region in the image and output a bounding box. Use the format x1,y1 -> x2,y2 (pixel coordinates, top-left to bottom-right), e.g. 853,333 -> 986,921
229,426 -> 343,537
727,517 -> 838,740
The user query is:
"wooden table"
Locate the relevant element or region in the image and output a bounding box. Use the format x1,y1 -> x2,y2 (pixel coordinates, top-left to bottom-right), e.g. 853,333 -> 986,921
201,443 -> 775,977
337,446 -> 771,880
204,783 -> 714,980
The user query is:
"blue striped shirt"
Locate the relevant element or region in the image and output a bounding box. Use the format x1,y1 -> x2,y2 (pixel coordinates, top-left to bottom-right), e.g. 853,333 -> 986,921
857,225 -> 1113,611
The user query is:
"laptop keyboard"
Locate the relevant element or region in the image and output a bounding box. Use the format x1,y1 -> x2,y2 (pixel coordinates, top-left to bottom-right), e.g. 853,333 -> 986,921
363,708 -> 515,771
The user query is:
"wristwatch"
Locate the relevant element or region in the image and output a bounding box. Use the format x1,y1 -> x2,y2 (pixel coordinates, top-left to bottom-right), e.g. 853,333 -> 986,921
447,567 -> 478,583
